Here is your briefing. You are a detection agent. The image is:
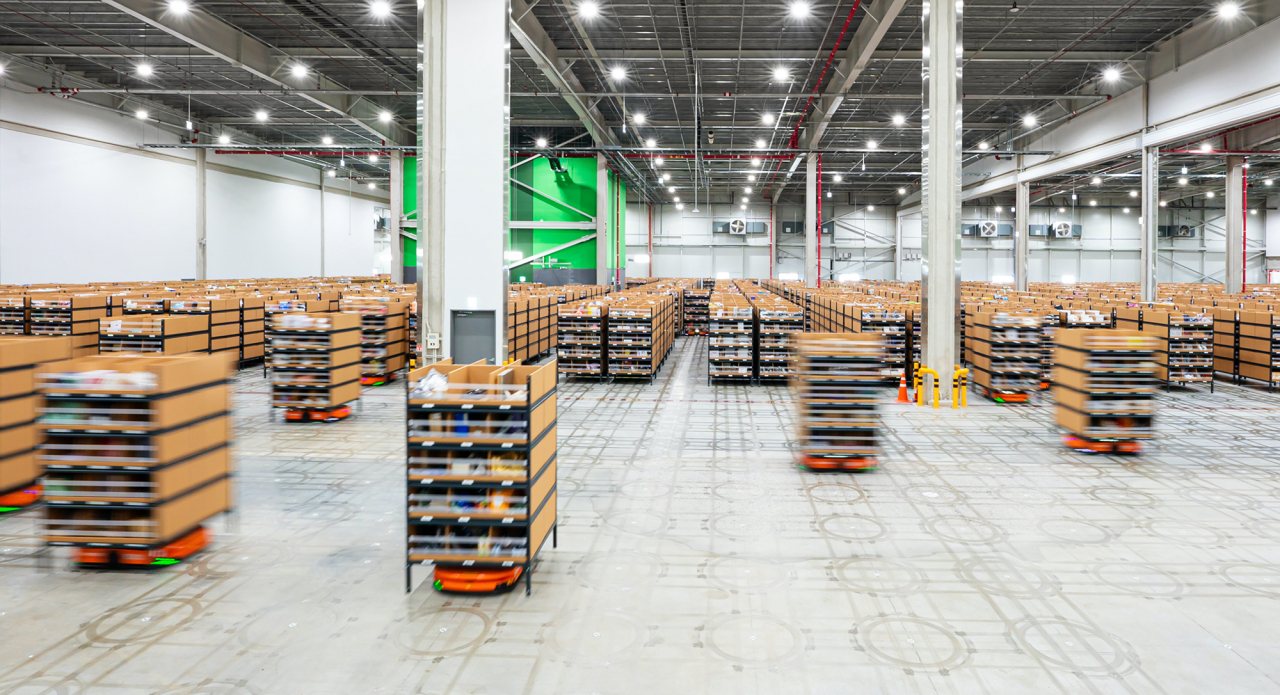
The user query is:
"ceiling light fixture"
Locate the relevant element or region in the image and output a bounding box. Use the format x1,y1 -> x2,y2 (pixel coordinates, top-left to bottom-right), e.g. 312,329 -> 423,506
610,66 -> 626,81
1218,2 -> 1240,19
578,1 -> 600,18
1181,166 -> 1188,174
1058,207 -> 1065,213
218,134 -> 230,144
1102,67 -> 1120,82
744,187 -> 753,193
977,142 -> 990,150
866,140 -> 877,149
898,187 -> 906,194
742,196 -> 749,203
788,1 -> 811,19
662,173 -> 670,181
633,113 -> 646,124
136,63 -> 153,77
747,174 -> 756,182
322,135 -> 334,145
368,154 -> 379,163
1122,207 -> 1130,213
762,113 -> 775,125
741,204 -> 747,210
772,66 -> 789,82
370,0 -> 391,17
327,169 -> 336,178
1089,200 -> 1098,206
868,205 -> 876,211
292,64 -> 308,78
379,110 -> 393,123
1160,200 -> 1168,207
1200,141 -> 1214,152
1178,177 -> 1188,185
825,191 -> 832,198
750,158 -> 761,167
1009,1 -> 1020,12
135,109 -> 148,120
1091,176 -> 1102,185
755,138 -> 767,148
535,137 -> 547,148
368,182 -> 376,189
169,0 -> 190,13
1206,191 -> 1216,198
668,186 -> 675,193
255,110 -> 268,121
673,196 -> 680,202
654,156 -> 663,166
1022,114 -> 1037,127
645,138 -> 656,148
1267,179 -> 1275,186
891,114 -> 905,126
676,203 -> 684,210
1129,190 -> 1138,197
833,174 -> 843,182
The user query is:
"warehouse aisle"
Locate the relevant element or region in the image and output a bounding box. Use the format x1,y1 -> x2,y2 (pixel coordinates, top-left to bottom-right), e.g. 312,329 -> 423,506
3,337 -> 1280,693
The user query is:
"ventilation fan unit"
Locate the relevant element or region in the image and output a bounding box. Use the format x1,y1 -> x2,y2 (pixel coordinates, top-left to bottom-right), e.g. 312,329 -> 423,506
977,221 -> 998,238
728,219 -> 747,235
1051,221 -> 1081,238
1159,224 -> 1195,238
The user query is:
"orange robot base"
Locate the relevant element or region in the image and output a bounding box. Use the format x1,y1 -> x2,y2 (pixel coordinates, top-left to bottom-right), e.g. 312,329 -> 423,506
284,405 -> 352,422
0,484 -> 42,513
432,566 -> 524,593
1063,435 -> 1143,455
73,526 -> 212,567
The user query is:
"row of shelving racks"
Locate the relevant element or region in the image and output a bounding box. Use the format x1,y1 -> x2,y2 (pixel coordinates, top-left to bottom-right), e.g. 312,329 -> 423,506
99,315 -> 210,355
708,294 -> 755,383
168,298 -> 241,359
1213,307 -> 1240,383
851,308 -> 909,383
1051,329 -> 1158,454
408,301 -> 419,368
607,296 -> 675,383
267,312 -> 362,421
29,295 -> 106,357
117,296 -> 168,317
968,313 -> 1044,403
342,297 -> 409,386
405,359 -> 557,594
683,287 -> 711,335
238,297 -> 266,365
753,295 -> 804,382
0,335 -> 71,510
1116,309 -> 1214,391
0,296 -> 26,335
1238,310 -> 1280,390
556,303 -> 606,380
792,332 -> 886,471
37,352 -> 234,564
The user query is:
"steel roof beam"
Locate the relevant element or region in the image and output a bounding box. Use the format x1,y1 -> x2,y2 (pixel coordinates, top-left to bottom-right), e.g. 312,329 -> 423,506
509,0 -> 617,147
96,0 -> 406,144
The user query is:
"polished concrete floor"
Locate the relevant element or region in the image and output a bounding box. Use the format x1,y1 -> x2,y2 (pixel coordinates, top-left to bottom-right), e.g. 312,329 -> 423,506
3,337 -> 1280,693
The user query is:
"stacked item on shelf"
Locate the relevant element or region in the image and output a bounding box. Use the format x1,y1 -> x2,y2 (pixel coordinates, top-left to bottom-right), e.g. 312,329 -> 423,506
792,332 -> 885,471
707,293 -> 755,383
1036,308 -> 1061,389
556,302 -> 606,380
37,352 -> 233,565
262,297 -> 331,372
1051,329 -> 1158,453
29,294 -> 106,357
683,285 -> 711,335
751,293 -> 804,381
507,294 -> 555,363
0,296 -> 26,335
341,297 -> 408,385
968,313 -> 1043,403
99,315 -> 210,355
267,312 -> 362,421
0,335 -> 72,510
405,359 -> 557,594
1237,310 -> 1280,390
238,296 -> 266,364
851,307 -> 910,382
168,298 -> 240,358
1117,308 -> 1214,391
607,293 -> 676,382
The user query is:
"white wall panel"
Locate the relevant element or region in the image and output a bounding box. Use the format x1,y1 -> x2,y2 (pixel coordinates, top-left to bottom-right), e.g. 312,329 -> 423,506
0,128 -> 195,283
207,171 -> 321,278
323,191 -> 379,276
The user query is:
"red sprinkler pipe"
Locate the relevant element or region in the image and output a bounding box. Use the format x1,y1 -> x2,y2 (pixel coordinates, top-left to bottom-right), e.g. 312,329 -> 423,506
817,153 -> 823,287
1243,159 -> 1249,293
787,0 -> 865,150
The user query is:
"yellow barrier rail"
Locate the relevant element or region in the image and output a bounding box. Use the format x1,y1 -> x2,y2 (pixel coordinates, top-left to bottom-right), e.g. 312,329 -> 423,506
952,366 -> 969,409
917,367 -> 940,408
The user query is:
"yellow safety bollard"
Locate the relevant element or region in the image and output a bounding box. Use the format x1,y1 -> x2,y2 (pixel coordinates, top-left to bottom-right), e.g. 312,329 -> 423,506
918,367 -> 940,408
913,362 -> 924,406
953,367 -> 969,408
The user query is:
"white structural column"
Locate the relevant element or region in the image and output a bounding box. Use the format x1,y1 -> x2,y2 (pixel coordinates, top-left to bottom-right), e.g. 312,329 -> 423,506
805,153 -> 818,287
1225,155 -> 1245,292
195,148 -> 207,280
920,0 -> 962,401
418,0 -> 508,362
1140,146 -> 1159,301
1014,179 -> 1029,291
390,151 -> 404,283
596,154 -> 610,286
318,169 -> 327,276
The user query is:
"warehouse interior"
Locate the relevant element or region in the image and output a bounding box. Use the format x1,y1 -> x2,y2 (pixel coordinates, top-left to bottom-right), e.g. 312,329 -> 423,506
4,0 -> 1280,693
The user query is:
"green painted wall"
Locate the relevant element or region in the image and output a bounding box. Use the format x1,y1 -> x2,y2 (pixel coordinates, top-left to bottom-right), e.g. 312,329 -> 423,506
401,153 -> 627,275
